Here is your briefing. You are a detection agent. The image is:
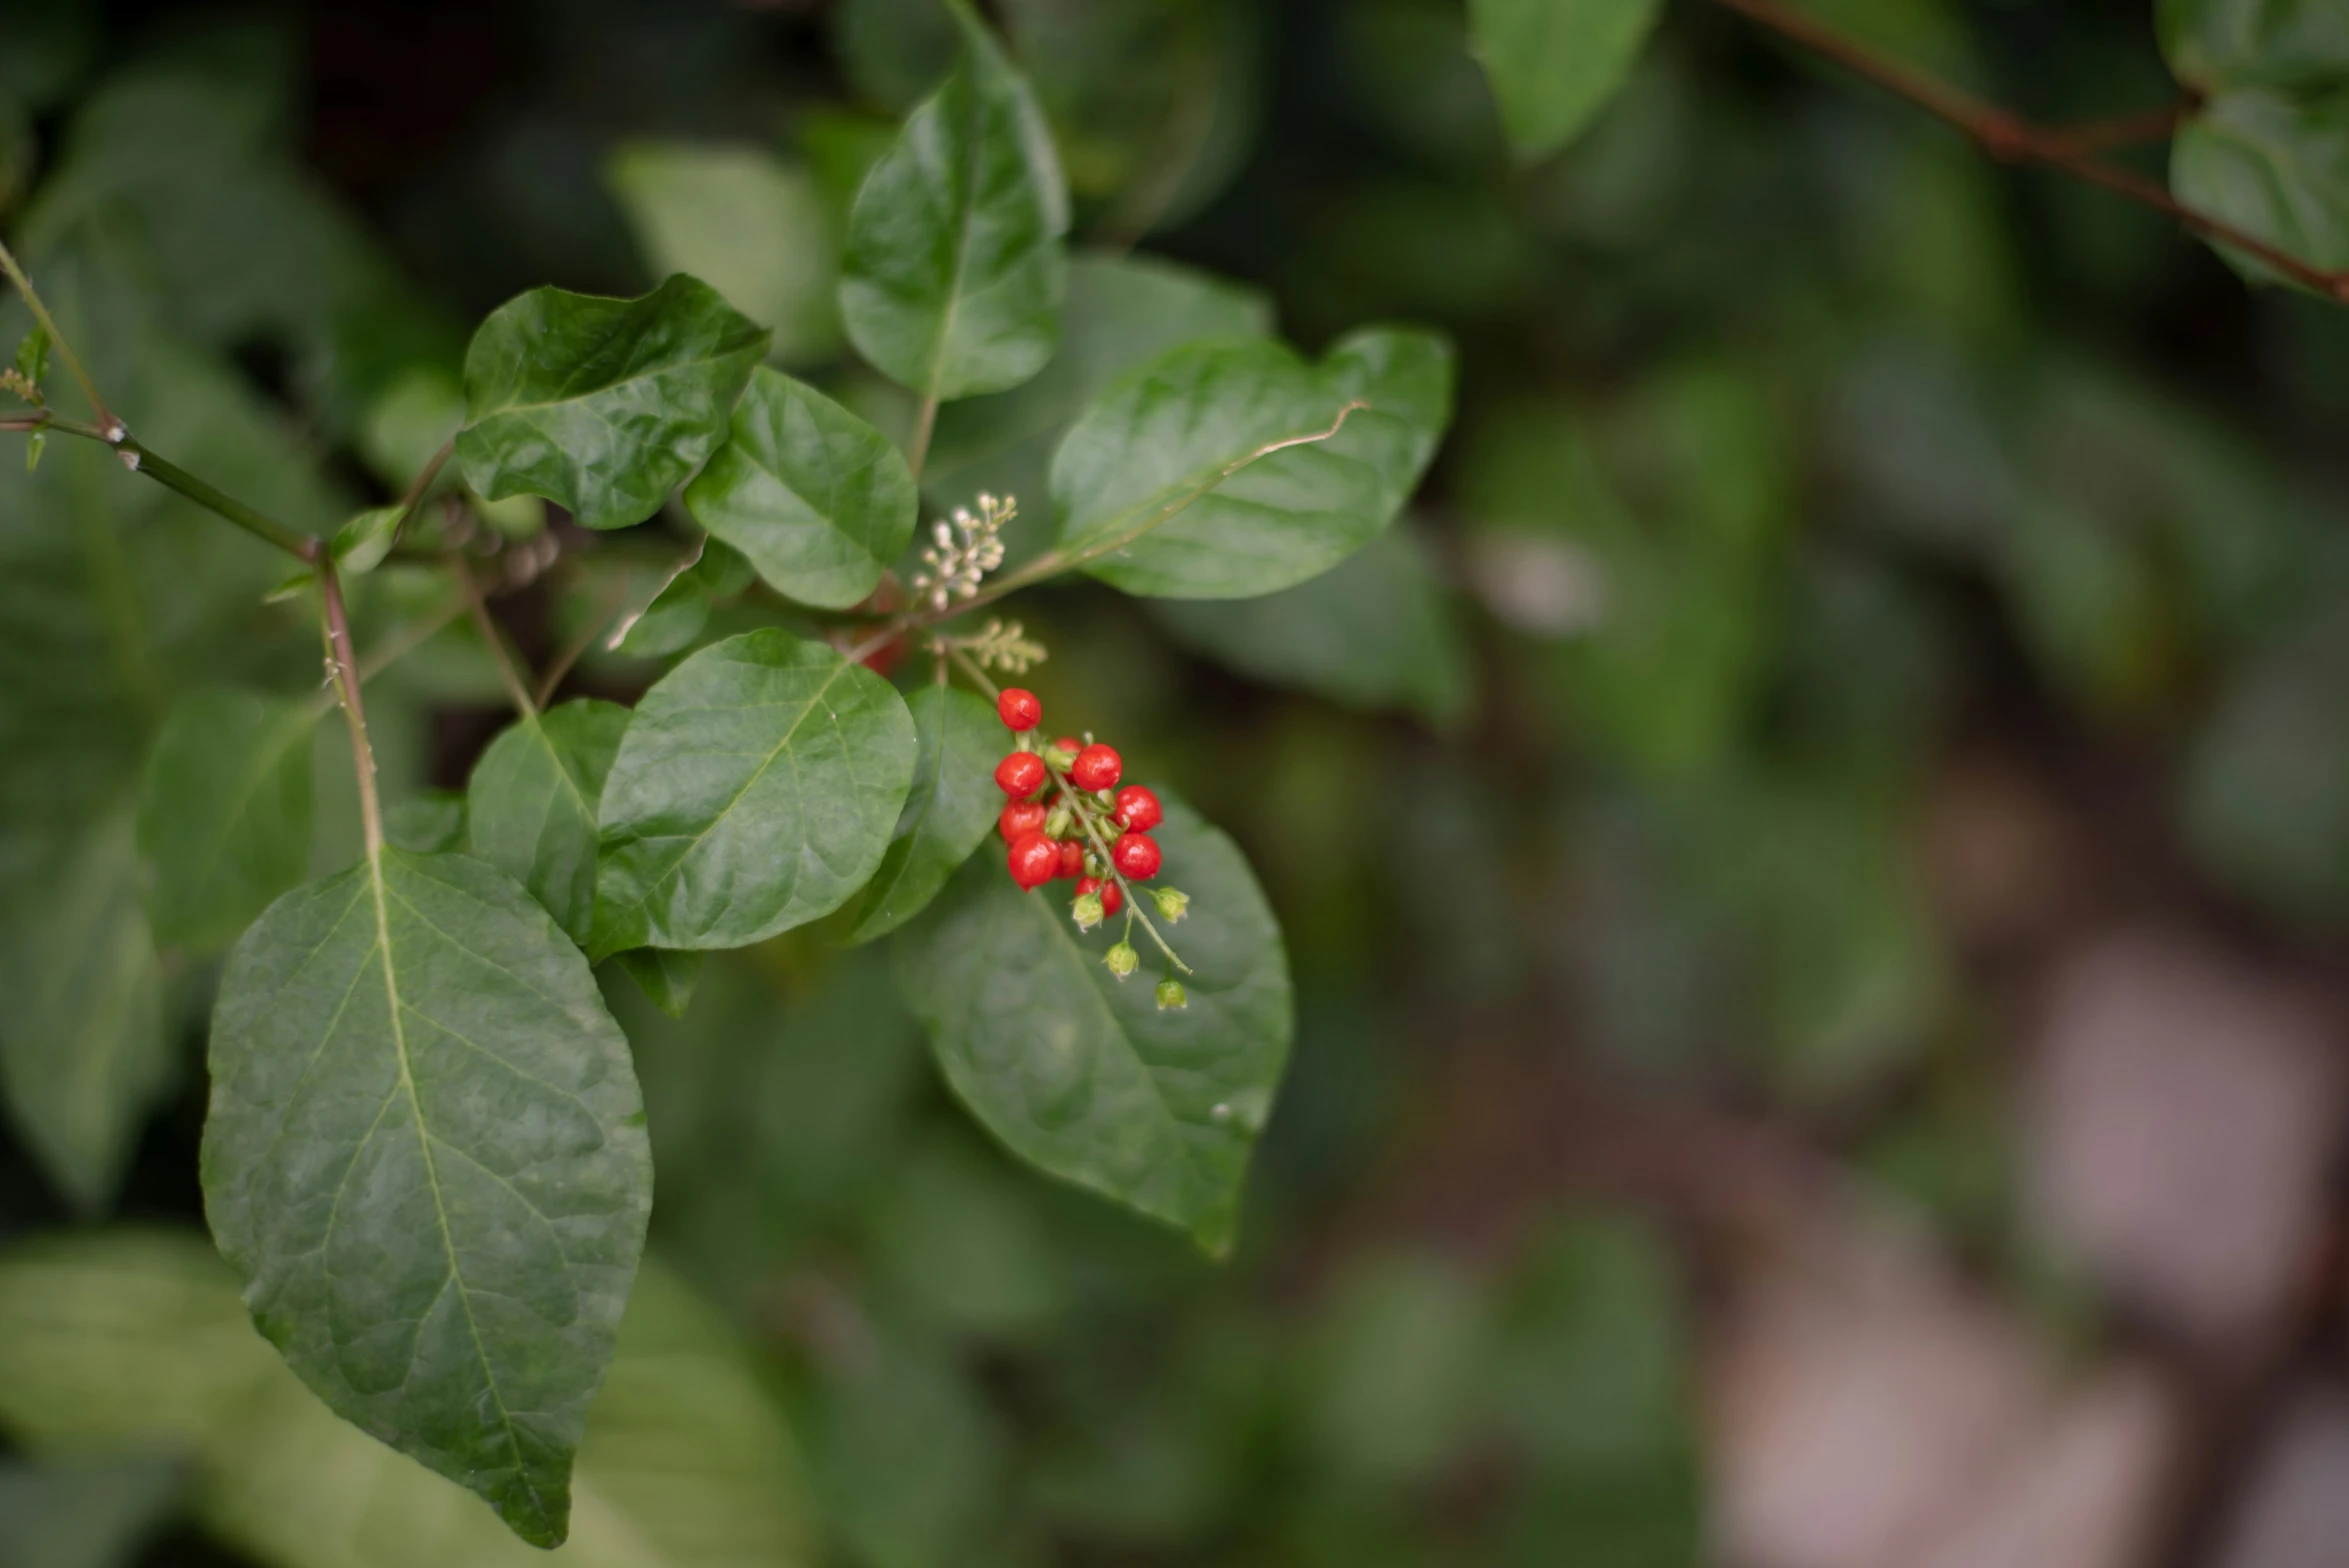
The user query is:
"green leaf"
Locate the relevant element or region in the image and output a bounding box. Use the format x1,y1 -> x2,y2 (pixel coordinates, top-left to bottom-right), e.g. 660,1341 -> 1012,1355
455,275 -> 770,531
1469,0 -> 1664,161
2159,0 -> 2349,92
0,1232 -> 814,1568
840,685 -> 1004,943
201,849 -> 654,1548
2171,87 -> 2349,285
895,792 -> 1291,1253
839,4 -> 1072,401
330,504 -> 403,575
466,699 -> 631,947
1054,327 -> 1454,599
1152,524 -> 1472,724
684,367 -> 919,610
593,629 -> 919,955
605,140 -> 843,364
14,325 -> 47,388
611,537 -> 756,659
611,947 -> 705,1018
382,790 -> 466,854
135,689 -> 314,953
0,810 -> 169,1216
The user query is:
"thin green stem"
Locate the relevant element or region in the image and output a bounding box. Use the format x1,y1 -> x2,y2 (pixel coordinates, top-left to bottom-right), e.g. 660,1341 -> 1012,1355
318,558 -> 384,862
123,440 -> 321,561
388,437 -> 454,549
534,573 -> 630,709
455,557 -> 539,719
0,233 -> 119,436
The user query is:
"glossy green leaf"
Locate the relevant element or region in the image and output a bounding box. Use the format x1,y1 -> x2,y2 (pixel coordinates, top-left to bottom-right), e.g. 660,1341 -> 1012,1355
611,947 -> 705,1019
2159,0 -> 2349,91
456,275 -> 769,531
1153,524 -> 1472,724
895,793 -> 1291,1254
841,685 -> 1004,943
467,699 -> 631,947
201,849 -> 654,1548
2172,88 -> 2349,285
610,538 -> 750,661
0,811 -> 168,1216
592,629 -> 918,955
135,690 -> 314,954
0,1232 -> 812,1568
1470,0 -> 1664,161
684,367 -> 918,610
839,4 -> 1071,401
1054,327 -> 1454,599
606,140 -> 842,364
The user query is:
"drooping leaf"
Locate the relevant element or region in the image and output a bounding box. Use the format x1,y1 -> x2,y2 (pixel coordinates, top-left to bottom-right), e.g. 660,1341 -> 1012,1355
841,684 -> 1004,943
2159,0 -> 2349,92
455,275 -> 769,531
1469,0 -> 1665,161
201,849 -> 654,1548
685,367 -> 919,610
606,140 -> 843,364
593,629 -> 919,955
135,689 -> 315,957
610,537 -> 755,660
0,810 -> 168,1216
611,947 -> 706,1019
895,792 -> 1291,1254
839,4 -> 1071,401
0,1233 -> 814,1568
1153,524 -> 1472,725
1052,327 -> 1454,599
2171,87 -> 2349,286
466,699 -> 632,947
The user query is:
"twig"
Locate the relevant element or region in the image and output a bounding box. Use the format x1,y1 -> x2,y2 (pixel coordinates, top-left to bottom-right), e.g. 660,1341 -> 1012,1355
454,556 -> 539,719
0,234 -> 120,437
534,575 -> 631,709
317,559 -> 383,860
1710,0 -> 2349,302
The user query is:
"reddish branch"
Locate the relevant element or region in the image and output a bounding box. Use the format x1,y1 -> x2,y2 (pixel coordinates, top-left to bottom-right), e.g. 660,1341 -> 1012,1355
1710,0 -> 2349,304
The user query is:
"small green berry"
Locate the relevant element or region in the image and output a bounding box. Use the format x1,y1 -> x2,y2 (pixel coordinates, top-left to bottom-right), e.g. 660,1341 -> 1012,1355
1104,942 -> 1139,980
1155,978 -> 1187,1011
1151,887 -> 1189,923
1071,891 -> 1104,931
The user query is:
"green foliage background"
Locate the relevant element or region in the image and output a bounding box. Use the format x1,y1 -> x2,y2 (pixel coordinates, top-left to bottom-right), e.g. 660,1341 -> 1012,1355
4,0 -> 2349,1563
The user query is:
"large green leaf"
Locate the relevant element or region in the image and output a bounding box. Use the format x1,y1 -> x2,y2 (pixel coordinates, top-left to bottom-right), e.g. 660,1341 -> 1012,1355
201,850 -> 654,1548
455,275 -> 769,531
1469,0 -> 1664,161
592,630 -> 918,955
0,1232 -> 812,1568
466,699 -> 632,948
838,4 -> 1071,401
0,810 -> 168,1218
1053,327 -> 1454,599
2171,87 -> 2349,284
895,793 -> 1292,1254
841,684 -> 1004,943
2160,0 -> 2349,91
136,689 -> 314,953
1152,524 -> 1472,725
684,367 -> 918,610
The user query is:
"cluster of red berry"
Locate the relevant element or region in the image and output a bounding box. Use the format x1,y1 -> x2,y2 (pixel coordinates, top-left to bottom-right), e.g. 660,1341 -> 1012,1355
989,686 -> 1189,1005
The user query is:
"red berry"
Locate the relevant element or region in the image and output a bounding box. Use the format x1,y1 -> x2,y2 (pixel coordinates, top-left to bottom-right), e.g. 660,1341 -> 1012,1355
999,801 -> 1046,842
1071,743 -> 1122,792
1076,875 -> 1123,916
997,688 -> 1042,731
1058,840 -> 1084,879
859,634 -> 907,676
1112,832 -> 1161,879
1112,785 -> 1163,833
1007,832 -> 1060,890
994,752 -> 1047,800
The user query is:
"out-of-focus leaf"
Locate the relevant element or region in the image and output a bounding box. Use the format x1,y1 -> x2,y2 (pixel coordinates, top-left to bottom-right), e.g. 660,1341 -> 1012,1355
0,1455 -> 186,1568
382,790 -> 466,855
1153,524 -> 1471,724
0,6 -> 94,112
592,630 -> 918,955
606,141 -> 842,365
808,1336 -> 1011,1568
357,366 -> 543,539
610,947 -> 705,1020
864,1131 -> 1067,1338
1469,0 -> 1663,161
456,275 -> 769,531
839,5 -> 1071,400
895,793 -> 1291,1254
837,0 -> 963,112
203,851 -> 654,1547
330,505 -> 403,574
2172,88 -> 2349,287
1299,1252 -> 1489,1485
2160,0 -> 2349,91
2183,622 -> 2349,925
0,1232 -> 813,1568
685,368 -> 918,610
467,698 -> 631,947
136,689 -> 314,953
1054,328 -> 1452,599
842,685 -> 1006,943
